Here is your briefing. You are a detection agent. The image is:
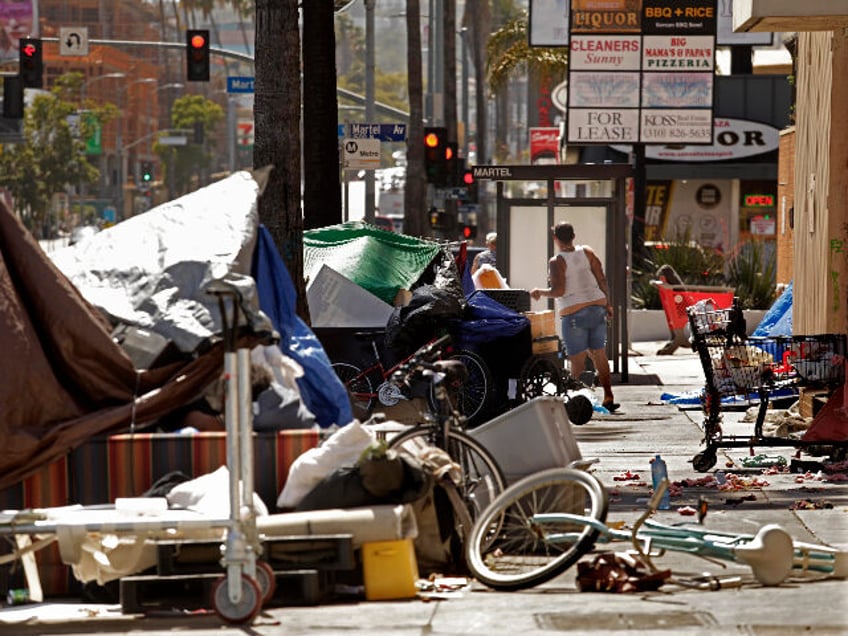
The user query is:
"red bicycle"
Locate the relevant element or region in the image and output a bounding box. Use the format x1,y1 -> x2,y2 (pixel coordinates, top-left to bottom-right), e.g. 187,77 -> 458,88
331,333 -> 493,425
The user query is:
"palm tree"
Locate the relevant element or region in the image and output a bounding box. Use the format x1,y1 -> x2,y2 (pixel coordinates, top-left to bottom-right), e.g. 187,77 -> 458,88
303,0 -> 343,230
485,12 -> 569,93
254,0 -> 310,322
404,0 -> 427,238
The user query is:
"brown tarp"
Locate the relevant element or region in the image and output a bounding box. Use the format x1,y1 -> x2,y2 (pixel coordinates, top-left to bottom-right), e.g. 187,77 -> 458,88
0,200 -> 251,491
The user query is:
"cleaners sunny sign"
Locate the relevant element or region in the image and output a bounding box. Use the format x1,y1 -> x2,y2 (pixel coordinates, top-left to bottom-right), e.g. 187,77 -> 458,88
565,0 -> 718,146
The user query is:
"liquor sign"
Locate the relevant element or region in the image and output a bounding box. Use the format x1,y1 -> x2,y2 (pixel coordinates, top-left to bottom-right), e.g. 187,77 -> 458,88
566,0 -> 717,146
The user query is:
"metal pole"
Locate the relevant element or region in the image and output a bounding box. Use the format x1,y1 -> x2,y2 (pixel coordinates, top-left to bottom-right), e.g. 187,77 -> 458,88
461,27 -> 469,160
433,0 -> 444,125
228,95 -> 236,172
363,0 -> 376,223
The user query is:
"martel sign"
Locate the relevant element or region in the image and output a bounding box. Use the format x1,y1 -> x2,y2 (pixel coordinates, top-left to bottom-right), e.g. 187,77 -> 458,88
610,117 -> 778,162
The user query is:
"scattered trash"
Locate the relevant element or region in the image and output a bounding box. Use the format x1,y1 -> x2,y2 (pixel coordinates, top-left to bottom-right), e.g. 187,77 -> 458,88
613,470 -> 641,481
790,499 -> 834,510
741,454 -> 787,469
677,506 -> 697,516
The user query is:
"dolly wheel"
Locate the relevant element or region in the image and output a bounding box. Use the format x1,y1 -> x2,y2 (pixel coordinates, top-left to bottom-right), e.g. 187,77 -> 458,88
254,561 -> 277,604
211,574 -> 263,625
565,394 -> 594,426
692,450 -> 717,473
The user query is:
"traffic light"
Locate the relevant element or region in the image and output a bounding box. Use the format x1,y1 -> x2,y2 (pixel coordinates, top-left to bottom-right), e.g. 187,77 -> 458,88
423,126 -> 448,185
19,38 -> 43,89
140,161 -> 153,183
3,76 -> 24,119
461,223 -> 478,240
462,169 -> 478,203
445,142 -> 458,186
186,30 -> 210,82
429,208 -> 455,231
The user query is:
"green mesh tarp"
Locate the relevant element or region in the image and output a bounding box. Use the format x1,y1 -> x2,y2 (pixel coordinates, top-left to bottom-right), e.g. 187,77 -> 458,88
303,222 -> 441,304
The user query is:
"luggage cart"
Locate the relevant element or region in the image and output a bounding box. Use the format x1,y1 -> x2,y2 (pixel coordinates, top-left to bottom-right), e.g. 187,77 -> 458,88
0,280 -> 271,624
687,297 -> 848,472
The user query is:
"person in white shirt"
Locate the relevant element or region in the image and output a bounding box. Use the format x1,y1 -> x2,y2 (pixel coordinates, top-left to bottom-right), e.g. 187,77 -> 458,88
530,222 -> 618,412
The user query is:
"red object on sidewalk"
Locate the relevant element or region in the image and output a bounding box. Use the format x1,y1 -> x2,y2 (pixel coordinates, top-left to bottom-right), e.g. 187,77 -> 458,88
657,284 -> 735,332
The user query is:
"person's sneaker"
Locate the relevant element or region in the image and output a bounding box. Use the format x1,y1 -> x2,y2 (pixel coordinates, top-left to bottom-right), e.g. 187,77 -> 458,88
602,401 -> 620,413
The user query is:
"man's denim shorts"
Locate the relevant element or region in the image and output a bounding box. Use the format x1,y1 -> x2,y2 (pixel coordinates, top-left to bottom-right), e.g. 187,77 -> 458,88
560,304 -> 607,355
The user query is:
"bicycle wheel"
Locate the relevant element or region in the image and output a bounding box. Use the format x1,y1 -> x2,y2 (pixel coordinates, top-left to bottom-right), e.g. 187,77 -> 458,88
466,467 -> 608,591
517,355 -> 564,402
388,426 -> 506,525
331,362 -> 374,413
445,349 -> 492,426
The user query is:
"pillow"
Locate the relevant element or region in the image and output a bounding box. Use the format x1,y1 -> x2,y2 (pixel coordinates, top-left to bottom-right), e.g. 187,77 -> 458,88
276,419 -> 376,509
167,465 -> 269,517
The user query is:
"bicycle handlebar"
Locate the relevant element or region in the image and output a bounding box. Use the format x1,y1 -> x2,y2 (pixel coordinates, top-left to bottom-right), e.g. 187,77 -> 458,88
390,334 -> 452,387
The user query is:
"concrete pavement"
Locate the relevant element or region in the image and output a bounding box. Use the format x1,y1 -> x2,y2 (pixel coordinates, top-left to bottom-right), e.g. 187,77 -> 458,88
3,340 -> 847,634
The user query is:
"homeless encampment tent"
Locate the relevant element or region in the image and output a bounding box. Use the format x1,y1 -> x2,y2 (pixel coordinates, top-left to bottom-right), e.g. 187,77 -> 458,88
0,169 -> 349,491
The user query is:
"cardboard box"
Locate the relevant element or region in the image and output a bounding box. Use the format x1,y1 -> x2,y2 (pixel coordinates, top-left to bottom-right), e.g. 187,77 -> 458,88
468,396 -> 582,484
531,335 -> 560,354
361,539 -> 419,601
799,387 -> 831,419
307,264 -> 394,328
525,310 -> 556,339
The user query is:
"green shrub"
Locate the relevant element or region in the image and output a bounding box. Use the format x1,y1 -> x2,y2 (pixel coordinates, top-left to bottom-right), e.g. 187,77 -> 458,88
630,237 -> 777,311
631,239 -> 725,309
726,240 -> 777,309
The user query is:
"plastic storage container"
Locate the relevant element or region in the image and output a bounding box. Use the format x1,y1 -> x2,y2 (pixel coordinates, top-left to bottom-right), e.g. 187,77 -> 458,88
468,396 -> 582,484
361,538 -> 419,601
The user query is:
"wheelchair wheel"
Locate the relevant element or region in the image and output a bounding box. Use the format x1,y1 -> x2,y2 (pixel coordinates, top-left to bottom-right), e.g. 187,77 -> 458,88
444,349 -> 492,426
465,468 -> 608,591
517,355 -> 564,402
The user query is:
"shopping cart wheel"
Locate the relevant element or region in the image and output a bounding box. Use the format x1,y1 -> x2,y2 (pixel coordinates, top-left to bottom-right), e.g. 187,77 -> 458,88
211,573 -> 263,625
692,449 -> 717,473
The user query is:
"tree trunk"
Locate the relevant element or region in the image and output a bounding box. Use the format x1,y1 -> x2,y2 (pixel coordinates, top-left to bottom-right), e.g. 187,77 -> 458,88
302,0 -> 342,230
404,0 -> 427,238
466,0 -> 489,167
254,0 -> 310,323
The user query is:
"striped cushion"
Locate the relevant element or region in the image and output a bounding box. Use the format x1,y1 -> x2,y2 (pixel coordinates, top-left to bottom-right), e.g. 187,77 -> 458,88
0,429 -> 322,597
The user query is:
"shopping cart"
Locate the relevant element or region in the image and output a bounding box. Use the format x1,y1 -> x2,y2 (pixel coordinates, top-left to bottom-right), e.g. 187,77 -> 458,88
687,298 -> 847,471
655,281 -> 734,354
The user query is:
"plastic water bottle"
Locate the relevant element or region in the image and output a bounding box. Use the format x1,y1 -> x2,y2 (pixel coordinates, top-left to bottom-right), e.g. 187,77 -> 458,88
651,454 -> 671,510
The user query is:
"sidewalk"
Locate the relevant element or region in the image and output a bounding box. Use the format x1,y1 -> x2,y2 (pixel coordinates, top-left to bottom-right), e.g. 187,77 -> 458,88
3,341 -> 846,634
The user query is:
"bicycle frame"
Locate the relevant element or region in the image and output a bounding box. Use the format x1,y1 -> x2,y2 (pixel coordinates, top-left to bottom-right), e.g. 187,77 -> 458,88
529,482 -> 847,586
339,335 -> 448,410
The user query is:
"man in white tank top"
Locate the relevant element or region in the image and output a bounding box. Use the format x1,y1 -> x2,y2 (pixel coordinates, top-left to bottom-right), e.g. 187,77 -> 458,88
530,222 -> 619,412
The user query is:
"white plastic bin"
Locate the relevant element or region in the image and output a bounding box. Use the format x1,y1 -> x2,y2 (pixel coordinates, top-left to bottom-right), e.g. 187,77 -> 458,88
468,396 -> 582,484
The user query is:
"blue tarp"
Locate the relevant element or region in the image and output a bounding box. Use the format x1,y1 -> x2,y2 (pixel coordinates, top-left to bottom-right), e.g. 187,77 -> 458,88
752,281 -> 793,337
452,290 -> 530,348
252,226 -> 353,428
